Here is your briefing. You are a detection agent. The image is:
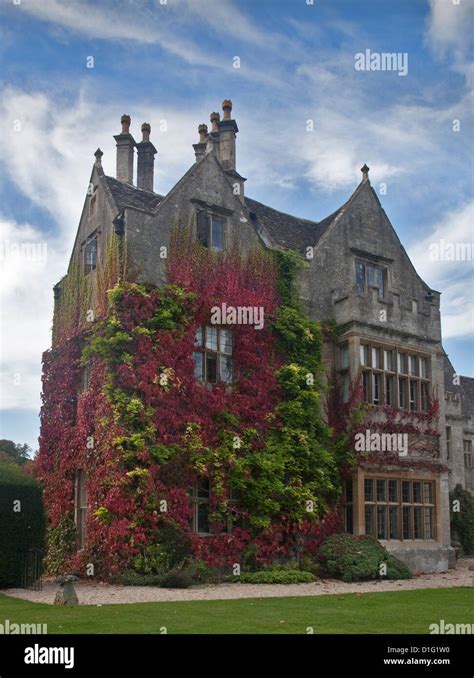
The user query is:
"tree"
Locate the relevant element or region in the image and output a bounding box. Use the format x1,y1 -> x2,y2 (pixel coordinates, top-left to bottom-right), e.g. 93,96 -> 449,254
0,440 -> 32,466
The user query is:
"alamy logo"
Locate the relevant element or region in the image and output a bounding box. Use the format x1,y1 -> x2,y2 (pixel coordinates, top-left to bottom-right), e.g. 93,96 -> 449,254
210,303 -> 264,330
354,49 -> 408,76
354,429 -> 408,457
429,239 -> 473,261
24,644 -> 74,670
0,240 -> 47,263
429,620 -> 473,634
0,619 -> 47,634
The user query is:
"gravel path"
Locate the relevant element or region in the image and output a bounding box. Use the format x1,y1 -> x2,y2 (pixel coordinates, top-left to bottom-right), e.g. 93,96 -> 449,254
4,558 -> 473,606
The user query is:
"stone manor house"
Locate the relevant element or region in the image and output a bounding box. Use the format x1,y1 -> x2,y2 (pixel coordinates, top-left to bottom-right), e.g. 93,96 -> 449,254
50,99 -> 473,573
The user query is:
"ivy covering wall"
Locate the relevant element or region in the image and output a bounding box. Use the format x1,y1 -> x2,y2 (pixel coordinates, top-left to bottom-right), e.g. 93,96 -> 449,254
37,230 -> 352,577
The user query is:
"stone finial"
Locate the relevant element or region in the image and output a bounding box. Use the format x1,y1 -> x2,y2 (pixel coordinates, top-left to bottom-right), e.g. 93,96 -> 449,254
198,123 -> 208,143
94,148 -> 103,166
210,111 -> 220,132
121,114 -> 131,134
222,99 -> 233,120
141,122 -> 151,142
361,163 -> 370,179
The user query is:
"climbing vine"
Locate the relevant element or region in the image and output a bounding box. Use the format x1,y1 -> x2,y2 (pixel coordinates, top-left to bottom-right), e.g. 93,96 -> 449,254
37,232 -> 349,577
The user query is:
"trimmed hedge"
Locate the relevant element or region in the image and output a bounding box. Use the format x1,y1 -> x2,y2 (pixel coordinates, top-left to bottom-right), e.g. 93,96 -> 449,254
117,573 -> 165,587
0,460 -> 45,587
318,533 -> 412,582
232,570 -> 317,584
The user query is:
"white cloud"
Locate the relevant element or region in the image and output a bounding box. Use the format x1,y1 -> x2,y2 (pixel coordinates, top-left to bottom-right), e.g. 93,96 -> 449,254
17,0 -> 276,71
0,217 -> 65,410
408,201 -> 474,340
17,0 -> 215,66
0,86 -> 206,411
0,85 -> 206,235
425,0 -> 473,56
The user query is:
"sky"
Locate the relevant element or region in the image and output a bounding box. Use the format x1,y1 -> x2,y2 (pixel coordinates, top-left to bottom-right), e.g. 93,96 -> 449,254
0,0 -> 473,453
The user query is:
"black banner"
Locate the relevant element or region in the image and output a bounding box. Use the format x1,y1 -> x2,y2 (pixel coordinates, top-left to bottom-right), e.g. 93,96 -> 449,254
0,634 -> 471,676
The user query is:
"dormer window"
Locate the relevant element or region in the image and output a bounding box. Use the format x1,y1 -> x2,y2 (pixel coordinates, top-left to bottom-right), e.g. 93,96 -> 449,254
84,235 -> 98,273
196,211 -> 225,251
355,260 -> 386,298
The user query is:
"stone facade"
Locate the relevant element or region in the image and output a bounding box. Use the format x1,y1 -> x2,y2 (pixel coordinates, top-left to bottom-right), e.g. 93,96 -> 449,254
55,99 -> 472,573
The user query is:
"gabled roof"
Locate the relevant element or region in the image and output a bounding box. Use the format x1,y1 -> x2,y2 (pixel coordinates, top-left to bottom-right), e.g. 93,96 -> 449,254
460,376 -> 474,418
443,354 -> 462,396
443,353 -> 474,418
105,175 -> 163,213
245,197 -> 340,253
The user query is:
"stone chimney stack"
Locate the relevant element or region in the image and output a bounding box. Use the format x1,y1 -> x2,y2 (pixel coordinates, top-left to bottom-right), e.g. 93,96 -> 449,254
136,122 -> 157,191
217,99 -> 238,171
193,123 -> 208,162
114,115 -> 135,184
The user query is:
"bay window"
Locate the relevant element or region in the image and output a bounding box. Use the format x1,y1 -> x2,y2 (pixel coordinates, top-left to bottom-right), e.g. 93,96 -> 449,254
360,341 -> 430,411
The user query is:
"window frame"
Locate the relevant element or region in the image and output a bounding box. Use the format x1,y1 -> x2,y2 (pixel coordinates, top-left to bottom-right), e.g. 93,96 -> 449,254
338,343 -> 350,402
191,478 -> 236,535
193,325 -> 233,385
196,210 -> 226,252
359,341 -> 431,412
464,440 -> 472,469
74,469 -> 88,550
355,259 -> 387,299
83,233 -> 98,274
446,426 -> 452,460
364,476 -> 436,542
88,184 -> 98,218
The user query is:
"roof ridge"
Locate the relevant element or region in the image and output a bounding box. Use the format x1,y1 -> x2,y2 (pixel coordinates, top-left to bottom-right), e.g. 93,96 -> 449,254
246,196 -> 322,226
105,175 -> 164,198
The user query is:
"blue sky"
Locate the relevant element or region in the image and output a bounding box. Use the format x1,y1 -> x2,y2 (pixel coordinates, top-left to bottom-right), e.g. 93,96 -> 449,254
0,0 -> 473,452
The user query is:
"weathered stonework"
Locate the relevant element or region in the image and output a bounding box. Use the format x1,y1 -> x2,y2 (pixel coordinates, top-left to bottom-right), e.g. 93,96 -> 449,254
52,100 -> 472,574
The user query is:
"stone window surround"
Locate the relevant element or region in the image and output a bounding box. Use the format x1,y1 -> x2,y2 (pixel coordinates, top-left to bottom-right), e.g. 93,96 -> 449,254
192,199 -> 233,252
74,469 -> 88,551
346,469 -> 442,545
357,340 -> 431,411
193,325 -> 233,384
191,479 -> 238,536
81,228 -> 101,275
88,184 -> 98,219
337,338 -> 432,412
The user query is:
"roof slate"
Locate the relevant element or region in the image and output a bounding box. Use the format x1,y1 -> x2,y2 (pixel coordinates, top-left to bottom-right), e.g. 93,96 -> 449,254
460,376 -> 474,418
244,197 -> 338,252
105,175 -> 163,213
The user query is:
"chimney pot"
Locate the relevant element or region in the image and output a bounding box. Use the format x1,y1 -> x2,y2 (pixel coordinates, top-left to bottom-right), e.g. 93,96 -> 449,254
210,111 -> 220,132
198,123 -> 208,143
141,122 -> 151,142
121,114 -> 131,134
222,99 -> 232,120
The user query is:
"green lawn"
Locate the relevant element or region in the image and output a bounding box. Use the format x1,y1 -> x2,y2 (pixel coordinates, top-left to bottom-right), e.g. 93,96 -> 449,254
0,587 -> 472,634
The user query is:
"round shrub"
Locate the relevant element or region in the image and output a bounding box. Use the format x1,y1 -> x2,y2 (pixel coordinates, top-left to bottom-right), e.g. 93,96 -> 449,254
0,460 -> 45,587
318,533 -> 412,582
160,568 -> 194,589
